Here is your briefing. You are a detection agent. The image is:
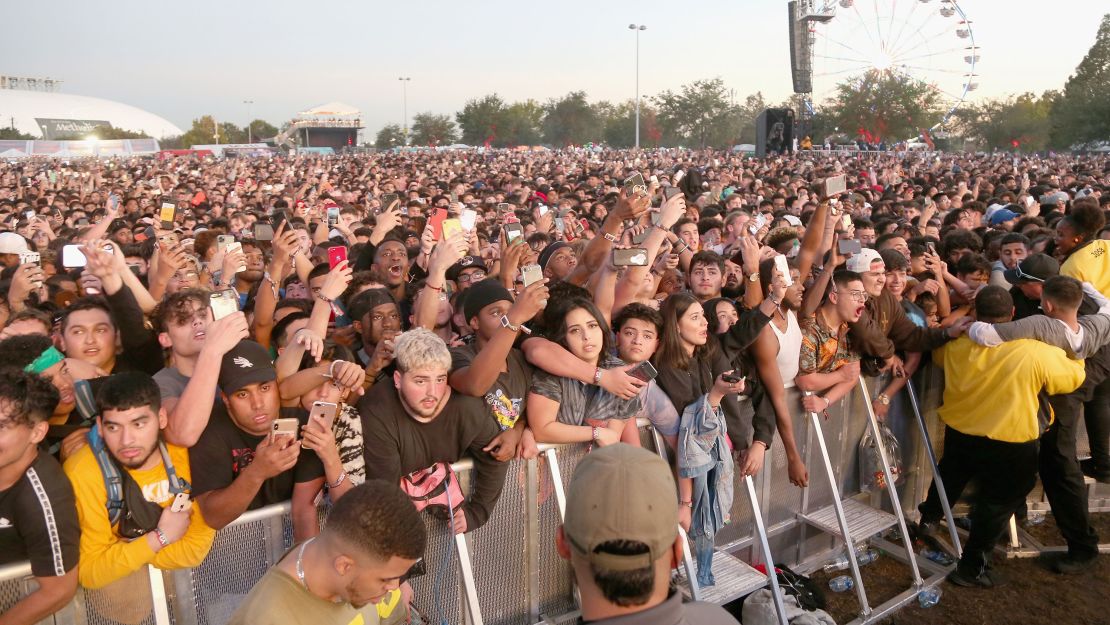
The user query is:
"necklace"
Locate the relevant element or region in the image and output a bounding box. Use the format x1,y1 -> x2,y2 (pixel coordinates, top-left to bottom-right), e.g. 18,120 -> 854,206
296,537 -> 315,591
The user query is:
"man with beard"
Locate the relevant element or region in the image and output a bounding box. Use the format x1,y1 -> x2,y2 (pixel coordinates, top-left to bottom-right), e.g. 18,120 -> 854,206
348,288 -> 404,385
63,372 -> 215,589
359,328 -> 507,533
229,481 -> 424,625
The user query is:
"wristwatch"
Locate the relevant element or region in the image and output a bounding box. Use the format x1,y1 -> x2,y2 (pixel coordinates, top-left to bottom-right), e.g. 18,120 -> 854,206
499,315 -> 520,332
748,273 -> 760,283
877,393 -> 891,405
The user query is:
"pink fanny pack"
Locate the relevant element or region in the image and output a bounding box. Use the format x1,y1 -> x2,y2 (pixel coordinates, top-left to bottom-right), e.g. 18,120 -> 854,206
399,462 -> 464,513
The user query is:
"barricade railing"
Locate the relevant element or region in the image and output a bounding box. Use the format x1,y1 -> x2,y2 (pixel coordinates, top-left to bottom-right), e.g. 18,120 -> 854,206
4,365 -> 1097,625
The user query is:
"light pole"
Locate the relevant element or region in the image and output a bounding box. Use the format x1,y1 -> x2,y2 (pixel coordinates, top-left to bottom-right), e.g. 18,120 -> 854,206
243,99 -> 254,143
628,24 -> 646,149
398,77 -> 411,145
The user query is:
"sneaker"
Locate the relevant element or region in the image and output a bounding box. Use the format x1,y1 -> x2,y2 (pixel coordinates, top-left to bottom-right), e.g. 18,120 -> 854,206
1080,458 -> 1110,484
947,565 -> 1002,588
1053,553 -> 1098,575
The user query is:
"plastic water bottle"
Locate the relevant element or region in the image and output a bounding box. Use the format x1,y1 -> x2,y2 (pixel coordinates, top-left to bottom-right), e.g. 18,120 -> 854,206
828,575 -> 854,593
921,548 -> 954,566
823,548 -> 880,572
917,586 -> 942,608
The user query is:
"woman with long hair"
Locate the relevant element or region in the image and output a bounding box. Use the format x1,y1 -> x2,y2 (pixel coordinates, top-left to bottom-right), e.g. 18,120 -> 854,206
526,296 -> 641,446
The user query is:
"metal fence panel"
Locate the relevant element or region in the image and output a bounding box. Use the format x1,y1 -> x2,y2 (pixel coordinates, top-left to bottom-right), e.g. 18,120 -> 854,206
467,459 -> 530,625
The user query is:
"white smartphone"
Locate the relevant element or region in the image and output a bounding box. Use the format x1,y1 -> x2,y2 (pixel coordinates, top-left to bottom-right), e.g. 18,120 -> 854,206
224,242 -> 246,273
61,244 -> 87,268
209,289 -> 239,320
774,254 -> 793,287
459,208 -> 477,232
520,264 -> 543,287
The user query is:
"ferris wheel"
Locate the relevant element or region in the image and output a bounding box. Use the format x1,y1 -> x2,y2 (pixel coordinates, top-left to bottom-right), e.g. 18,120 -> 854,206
790,0 -> 978,141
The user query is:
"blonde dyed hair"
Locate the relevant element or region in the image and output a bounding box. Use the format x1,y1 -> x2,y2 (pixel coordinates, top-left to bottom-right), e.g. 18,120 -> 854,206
393,327 -> 451,373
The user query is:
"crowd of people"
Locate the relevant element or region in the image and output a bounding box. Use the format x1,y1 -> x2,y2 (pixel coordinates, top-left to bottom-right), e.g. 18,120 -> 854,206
0,147 -> 1108,624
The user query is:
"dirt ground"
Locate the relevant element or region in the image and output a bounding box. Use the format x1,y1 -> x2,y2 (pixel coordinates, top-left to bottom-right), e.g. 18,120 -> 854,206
804,512 -> 1110,625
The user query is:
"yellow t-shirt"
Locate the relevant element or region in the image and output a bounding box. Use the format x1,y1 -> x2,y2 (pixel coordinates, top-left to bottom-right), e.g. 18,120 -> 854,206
1062,239 -> 1110,298
933,337 -> 1086,443
64,441 -> 215,589
228,566 -> 407,625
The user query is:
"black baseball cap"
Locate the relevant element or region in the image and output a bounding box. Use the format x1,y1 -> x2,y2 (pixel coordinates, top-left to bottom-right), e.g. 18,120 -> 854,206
1003,253 -> 1060,285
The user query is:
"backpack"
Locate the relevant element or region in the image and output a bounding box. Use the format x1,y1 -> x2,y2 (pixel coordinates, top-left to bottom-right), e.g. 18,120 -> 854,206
87,425 -> 190,537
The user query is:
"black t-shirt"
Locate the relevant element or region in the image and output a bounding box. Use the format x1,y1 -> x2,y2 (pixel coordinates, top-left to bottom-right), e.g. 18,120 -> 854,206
450,344 -> 533,431
0,452 -> 80,577
188,405 -> 324,510
356,380 -> 507,530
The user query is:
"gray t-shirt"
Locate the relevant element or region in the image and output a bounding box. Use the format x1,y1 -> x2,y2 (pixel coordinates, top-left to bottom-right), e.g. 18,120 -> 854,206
153,366 -> 190,401
530,356 -> 642,425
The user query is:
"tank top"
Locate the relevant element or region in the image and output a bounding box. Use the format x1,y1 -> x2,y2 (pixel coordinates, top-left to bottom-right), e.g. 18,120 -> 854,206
771,310 -> 802,388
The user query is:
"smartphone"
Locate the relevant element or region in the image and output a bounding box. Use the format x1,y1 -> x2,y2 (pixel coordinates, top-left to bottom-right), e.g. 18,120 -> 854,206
623,173 -> 647,197
722,373 -> 745,384
662,186 -> 684,202
272,209 -> 288,232
170,492 -> 191,513
429,207 -> 448,239
327,205 -> 339,228
632,228 -> 652,245
838,238 -> 862,255
497,202 -> 510,213
521,263 -> 543,287
217,234 -> 235,252
61,244 -> 87,268
24,210 -> 35,221
748,213 -> 767,235
253,223 -> 274,242
774,254 -> 793,287
824,174 -> 847,197
18,251 -> 40,265
628,360 -> 658,383
381,193 -> 398,210
308,401 -> 339,432
442,218 -> 462,241
538,205 -> 550,217
75,217 -> 90,227
504,222 -> 524,245
613,248 -> 649,267
554,217 -> 565,234
459,208 -> 477,232
270,418 -> 299,442
841,214 -> 852,230
108,193 -> 120,212
159,202 -> 177,229
926,241 -> 937,254
328,246 -> 348,269
209,289 -> 239,320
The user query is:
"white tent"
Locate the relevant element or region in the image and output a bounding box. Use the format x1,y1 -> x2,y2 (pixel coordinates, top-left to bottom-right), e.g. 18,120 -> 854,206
296,102 -> 360,119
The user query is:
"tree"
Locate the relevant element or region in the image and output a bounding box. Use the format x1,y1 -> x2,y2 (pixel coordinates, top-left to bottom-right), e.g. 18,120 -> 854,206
498,100 -> 543,147
180,116 -> 230,147
542,91 -> 603,146
653,78 -> 742,148
823,70 -> 945,144
247,119 -> 279,141
0,127 -> 36,140
601,99 -> 662,148
456,94 -> 507,145
1050,14 -> 1110,149
374,124 -> 405,149
219,122 -> 247,144
952,92 -> 1055,152
410,112 -> 459,146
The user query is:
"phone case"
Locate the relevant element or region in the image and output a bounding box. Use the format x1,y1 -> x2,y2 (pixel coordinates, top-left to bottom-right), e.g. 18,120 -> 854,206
210,290 -> 239,320
442,218 -> 462,241
429,208 -> 448,239
270,418 -> 299,441
521,264 -> 543,287
328,246 -> 348,269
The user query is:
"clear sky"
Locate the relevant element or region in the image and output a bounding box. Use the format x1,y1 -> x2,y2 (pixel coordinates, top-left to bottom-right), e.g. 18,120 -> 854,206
2,0 -> 1104,136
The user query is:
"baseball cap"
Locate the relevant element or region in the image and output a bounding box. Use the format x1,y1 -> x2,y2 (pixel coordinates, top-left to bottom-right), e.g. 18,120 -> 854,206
537,241 -> 571,271
446,255 -> 486,282
988,209 -> 1019,227
0,232 -> 29,255
218,340 -> 277,394
1003,253 -> 1059,285
846,248 -> 884,273
563,445 -> 678,572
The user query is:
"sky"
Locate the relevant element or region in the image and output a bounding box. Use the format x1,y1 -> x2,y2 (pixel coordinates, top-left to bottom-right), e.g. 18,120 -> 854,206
2,0 -> 1104,137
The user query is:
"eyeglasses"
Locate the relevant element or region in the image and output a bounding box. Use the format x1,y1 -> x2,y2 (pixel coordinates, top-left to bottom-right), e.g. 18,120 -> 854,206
834,288 -> 868,302
457,271 -> 487,284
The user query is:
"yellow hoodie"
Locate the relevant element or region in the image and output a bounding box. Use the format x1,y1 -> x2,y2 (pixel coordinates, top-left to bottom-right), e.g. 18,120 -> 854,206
1062,239 -> 1110,299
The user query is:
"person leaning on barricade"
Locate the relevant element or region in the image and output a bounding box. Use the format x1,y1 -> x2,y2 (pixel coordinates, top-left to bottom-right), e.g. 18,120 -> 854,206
63,371 -> 215,590
228,480 -> 424,625
556,444 -> 738,624
0,370 -> 80,625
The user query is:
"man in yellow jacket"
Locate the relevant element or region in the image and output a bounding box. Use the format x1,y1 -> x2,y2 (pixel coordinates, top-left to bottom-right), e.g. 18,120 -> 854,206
64,372 -> 214,590
917,286 -> 1086,588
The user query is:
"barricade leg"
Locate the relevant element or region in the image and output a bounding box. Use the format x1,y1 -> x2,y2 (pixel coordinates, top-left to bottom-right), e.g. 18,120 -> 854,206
857,377 -> 924,588
745,474 -> 789,625
454,533 -> 484,625
803,392 -> 872,617
906,380 -> 963,557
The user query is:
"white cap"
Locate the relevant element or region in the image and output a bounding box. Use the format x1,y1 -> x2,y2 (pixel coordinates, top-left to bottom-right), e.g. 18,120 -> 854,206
846,248 -> 884,273
0,232 -> 29,255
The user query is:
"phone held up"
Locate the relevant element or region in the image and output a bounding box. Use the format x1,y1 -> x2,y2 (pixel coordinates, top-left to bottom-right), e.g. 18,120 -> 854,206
209,289 -> 239,321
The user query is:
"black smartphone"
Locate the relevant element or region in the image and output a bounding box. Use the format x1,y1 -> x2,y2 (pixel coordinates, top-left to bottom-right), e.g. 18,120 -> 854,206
612,248 -> 649,267
722,372 -> 744,384
253,223 -> 274,242
381,193 -> 399,211
628,360 -> 658,382
623,173 -> 647,197
272,209 -> 288,232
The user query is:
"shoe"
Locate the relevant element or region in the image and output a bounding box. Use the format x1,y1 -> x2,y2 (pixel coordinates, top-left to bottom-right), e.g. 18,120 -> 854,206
913,520 -> 947,553
1080,458 -> 1110,484
947,565 -> 1002,588
1053,553 -> 1098,575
